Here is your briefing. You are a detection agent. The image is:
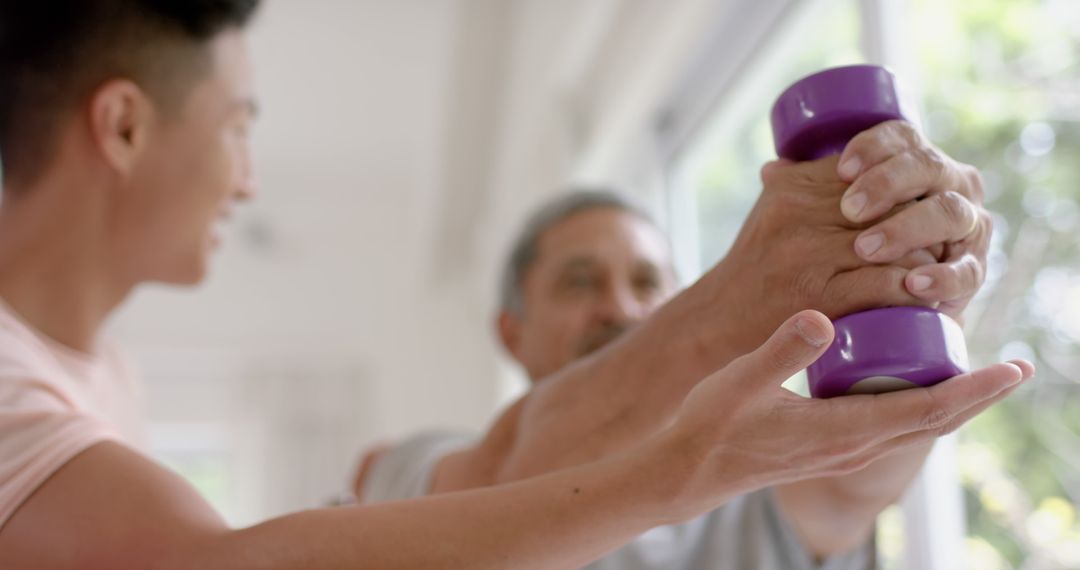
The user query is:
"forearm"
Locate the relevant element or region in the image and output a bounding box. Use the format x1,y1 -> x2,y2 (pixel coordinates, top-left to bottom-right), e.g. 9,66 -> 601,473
821,440 -> 934,507
774,441 -> 934,558
182,436 -> 697,570
1,440 -> 707,570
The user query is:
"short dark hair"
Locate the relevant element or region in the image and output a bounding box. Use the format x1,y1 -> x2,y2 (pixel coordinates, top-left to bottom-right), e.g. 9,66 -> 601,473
499,190 -> 666,315
0,0 -> 261,185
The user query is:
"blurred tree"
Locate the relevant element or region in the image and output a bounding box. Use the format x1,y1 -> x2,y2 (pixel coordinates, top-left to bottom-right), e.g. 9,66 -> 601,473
914,0 -> 1080,567
685,0 -> 1079,567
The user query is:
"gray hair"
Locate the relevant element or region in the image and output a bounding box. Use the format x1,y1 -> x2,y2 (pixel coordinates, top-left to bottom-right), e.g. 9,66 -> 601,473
499,190 -> 660,315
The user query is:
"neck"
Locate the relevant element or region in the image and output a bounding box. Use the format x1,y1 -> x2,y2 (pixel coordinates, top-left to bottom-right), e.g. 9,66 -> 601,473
0,172 -> 132,353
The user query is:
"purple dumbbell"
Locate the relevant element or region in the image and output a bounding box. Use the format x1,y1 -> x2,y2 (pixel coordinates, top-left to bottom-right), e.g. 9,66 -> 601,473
770,65 -> 970,398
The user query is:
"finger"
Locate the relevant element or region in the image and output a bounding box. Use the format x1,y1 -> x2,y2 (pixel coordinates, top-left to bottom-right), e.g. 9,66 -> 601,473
921,362 -> 1033,435
818,231 -> 882,271
724,310 -> 834,391
864,362 -> 1025,437
1007,358 -> 1036,380
821,266 -> 935,317
833,380 -> 1023,474
840,152 -> 943,223
837,120 -> 919,181
853,192 -> 980,263
832,241 -> 941,274
870,374 -> 1028,456
790,362 -> 1032,479
816,360 -> 1034,474
904,253 -> 985,303
905,209 -> 991,311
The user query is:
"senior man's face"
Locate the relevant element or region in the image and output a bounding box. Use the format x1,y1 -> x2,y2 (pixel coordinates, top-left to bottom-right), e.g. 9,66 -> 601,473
498,207 -> 678,382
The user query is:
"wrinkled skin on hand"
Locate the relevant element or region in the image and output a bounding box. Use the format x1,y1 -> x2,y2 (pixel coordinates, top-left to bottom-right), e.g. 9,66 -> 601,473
696,121 -> 988,357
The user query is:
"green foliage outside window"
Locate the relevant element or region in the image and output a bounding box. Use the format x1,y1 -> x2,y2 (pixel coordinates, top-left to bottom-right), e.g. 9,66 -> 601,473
685,0 -> 1079,567
914,0 -> 1080,567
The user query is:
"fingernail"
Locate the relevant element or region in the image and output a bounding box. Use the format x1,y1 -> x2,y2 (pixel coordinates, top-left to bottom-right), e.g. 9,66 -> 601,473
842,192 -> 868,220
839,156 -> 862,179
910,274 -> 933,292
855,232 -> 885,257
794,317 -> 829,348
1002,363 -> 1025,385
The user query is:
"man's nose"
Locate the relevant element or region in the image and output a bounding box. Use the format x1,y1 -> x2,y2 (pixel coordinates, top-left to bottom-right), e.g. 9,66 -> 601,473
595,283 -> 647,326
236,175 -> 257,201
236,158 -> 258,201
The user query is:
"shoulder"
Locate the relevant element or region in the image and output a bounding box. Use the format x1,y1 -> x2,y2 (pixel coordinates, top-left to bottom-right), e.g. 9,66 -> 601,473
0,329 -> 74,411
360,431 -> 476,503
0,327 -> 128,528
0,320 -> 59,382
95,337 -> 144,400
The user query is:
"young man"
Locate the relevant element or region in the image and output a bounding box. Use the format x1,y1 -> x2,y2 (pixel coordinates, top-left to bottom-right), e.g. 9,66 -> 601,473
0,1 -> 1031,568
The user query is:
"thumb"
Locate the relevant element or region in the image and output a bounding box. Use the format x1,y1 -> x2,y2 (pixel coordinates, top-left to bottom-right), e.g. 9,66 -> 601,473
727,310 -> 834,391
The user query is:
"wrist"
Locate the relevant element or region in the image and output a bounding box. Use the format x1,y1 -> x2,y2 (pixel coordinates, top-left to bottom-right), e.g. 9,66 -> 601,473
675,259 -> 747,370
627,425 -> 735,526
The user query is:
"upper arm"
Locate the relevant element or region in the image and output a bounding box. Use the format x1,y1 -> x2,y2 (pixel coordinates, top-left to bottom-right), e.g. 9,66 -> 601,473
0,441 -> 228,570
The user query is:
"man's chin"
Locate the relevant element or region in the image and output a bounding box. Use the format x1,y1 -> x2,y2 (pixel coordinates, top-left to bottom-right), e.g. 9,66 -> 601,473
153,270 -> 208,287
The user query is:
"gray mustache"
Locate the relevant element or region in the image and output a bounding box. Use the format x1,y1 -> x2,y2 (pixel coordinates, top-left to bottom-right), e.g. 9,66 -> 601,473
577,323 -> 633,357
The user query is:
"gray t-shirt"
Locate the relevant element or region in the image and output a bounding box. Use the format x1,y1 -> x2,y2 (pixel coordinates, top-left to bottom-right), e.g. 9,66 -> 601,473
362,431 -> 875,570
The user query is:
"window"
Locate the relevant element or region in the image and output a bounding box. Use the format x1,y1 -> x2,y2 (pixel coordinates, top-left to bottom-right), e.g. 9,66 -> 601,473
665,0 -> 1080,568
667,0 -> 863,279
911,0 -> 1080,567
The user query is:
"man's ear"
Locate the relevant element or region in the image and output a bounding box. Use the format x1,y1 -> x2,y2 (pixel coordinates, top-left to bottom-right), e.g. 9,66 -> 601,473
497,310 -> 524,359
87,79 -> 153,177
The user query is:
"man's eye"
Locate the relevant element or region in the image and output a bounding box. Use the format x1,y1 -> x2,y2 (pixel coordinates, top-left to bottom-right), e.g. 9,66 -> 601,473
566,275 -> 596,289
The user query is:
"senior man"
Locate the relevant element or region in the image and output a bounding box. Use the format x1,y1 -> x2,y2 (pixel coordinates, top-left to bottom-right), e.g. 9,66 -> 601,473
357,146 -> 996,569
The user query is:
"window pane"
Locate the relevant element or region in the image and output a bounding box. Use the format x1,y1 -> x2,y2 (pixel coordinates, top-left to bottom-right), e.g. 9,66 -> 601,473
674,0 -> 862,274
671,0 -> 1080,567
912,0 -> 1080,567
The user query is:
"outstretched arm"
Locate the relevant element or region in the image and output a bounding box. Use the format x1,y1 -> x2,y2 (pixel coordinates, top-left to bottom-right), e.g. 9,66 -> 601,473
0,438 -> 691,570
1,312 -> 1030,569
